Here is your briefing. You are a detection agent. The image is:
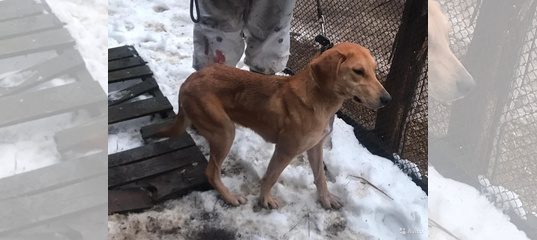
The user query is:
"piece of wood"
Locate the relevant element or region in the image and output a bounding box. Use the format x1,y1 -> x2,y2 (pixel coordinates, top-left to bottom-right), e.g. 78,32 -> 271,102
0,152 -> 106,200
108,78 -> 158,106
55,115 -> 107,159
108,146 -> 202,188
0,49 -> 85,97
108,96 -> 173,124
108,56 -> 145,72
0,28 -> 74,58
0,14 -> 61,40
108,65 -> 153,83
0,176 -> 107,235
108,46 -> 136,61
0,81 -> 105,127
0,3 -> 44,22
108,189 -> 153,214
140,118 -> 176,140
139,154 -> 210,201
109,134 -> 195,167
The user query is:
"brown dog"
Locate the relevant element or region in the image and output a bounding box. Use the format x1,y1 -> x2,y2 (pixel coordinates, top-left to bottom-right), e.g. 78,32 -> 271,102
159,42 -> 391,209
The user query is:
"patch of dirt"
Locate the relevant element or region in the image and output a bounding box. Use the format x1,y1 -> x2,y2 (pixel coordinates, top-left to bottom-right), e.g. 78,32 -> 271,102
191,227 -> 236,240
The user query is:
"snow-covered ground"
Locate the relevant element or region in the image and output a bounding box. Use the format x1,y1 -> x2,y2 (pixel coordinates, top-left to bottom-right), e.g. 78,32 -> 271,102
428,167 -> 529,239
0,0 -> 107,178
108,0 -> 427,239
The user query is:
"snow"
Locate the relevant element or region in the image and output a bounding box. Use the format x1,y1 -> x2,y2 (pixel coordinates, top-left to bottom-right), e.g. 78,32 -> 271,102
0,0 -> 107,179
108,0 -> 427,239
428,167 -> 529,240
45,0 -> 108,91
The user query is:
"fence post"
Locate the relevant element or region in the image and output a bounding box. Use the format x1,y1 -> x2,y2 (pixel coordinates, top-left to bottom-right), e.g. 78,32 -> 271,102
444,0 -> 536,176
375,0 -> 427,155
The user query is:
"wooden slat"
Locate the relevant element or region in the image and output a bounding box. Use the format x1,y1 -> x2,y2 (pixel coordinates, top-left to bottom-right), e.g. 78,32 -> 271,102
108,189 -> 153,214
108,96 -> 173,124
0,81 -> 105,127
0,28 -> 74,58
0,49 -> 85,97
0,3 -> 44,22
0,14 -> 61,40
108,78 -> 158,106
108,65 -> 153,83
0,177 -> 107,235
55,115 -> 107,159
137,154 -> 210,201
140,118 -> 176,140
0,152 -> 106,200
108,46 -> 136,61
108,134 -> 195,167
108,56 -> 145,72
108,146 -> 201,188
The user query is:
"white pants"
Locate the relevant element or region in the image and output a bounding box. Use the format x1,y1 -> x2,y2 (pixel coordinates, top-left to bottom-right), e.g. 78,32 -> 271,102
193,0 -> 296,74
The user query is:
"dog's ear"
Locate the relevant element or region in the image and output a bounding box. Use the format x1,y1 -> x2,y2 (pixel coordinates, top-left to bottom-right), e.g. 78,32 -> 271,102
310,49 -> 345,87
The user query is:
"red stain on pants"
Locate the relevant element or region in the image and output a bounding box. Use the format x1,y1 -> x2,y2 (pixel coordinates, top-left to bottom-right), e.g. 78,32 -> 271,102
215,50 -> 226,64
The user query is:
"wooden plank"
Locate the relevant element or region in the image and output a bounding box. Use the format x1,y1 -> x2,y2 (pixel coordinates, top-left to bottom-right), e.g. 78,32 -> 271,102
0,49 -> 85,97
0,28 -> 74,59
108,189 -> 153,214
0,3 -> 44,22
108,96 -> 173,124
140,118 -> 176,140
108,134 -> 196,167
108,146 -> 201,188
108,45 -> 136,61
108,78 -> 158,106
138,153 -> 210,201
108,65 -> 153,83
0,81 -> 105,127
108,56 -> 145,72
0,152 -> 106,200
0,177 -> 107,235
54,115 -> 107,159
0,14 -> 61,40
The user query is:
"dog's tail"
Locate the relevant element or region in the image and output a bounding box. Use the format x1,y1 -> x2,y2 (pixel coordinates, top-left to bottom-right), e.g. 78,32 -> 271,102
156,107 -> 191,138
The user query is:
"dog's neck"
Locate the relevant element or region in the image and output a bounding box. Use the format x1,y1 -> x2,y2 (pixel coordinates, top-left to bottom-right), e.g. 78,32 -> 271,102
289,65 -> 345,115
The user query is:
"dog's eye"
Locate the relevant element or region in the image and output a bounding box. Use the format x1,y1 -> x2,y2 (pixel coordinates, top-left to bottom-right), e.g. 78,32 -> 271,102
353,68 -> 365,76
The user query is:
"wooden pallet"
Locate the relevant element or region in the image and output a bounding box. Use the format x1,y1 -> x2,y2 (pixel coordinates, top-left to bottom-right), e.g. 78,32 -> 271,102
107,45 -> 210,214
0,0 -> 106,238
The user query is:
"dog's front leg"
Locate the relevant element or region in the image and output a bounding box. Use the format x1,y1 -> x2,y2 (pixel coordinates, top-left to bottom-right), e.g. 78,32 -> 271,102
307,142 -> 343,209
259,147 -> 295,209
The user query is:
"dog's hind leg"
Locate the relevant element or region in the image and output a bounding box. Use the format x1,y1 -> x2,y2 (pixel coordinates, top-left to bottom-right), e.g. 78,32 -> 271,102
192,103 -> 246,206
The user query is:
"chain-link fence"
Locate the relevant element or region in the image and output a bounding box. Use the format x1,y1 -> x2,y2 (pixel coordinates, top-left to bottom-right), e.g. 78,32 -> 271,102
288,0 -> 428,181
433,0 -> 537,236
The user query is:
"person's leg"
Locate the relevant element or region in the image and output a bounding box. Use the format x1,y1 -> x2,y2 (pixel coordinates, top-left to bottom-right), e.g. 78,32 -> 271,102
193,0 -> 247,70
243,0 -> 296,74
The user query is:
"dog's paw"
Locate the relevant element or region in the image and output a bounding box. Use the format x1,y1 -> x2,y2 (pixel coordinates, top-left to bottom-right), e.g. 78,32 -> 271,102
222,194 -> 247,206
259,195 -> 281,209
320,193 -> 343,210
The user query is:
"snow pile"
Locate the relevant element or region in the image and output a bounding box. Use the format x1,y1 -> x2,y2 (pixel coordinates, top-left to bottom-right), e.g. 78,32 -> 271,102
108,0 -> 427,239
428,167 -> 529,240
478,175 -> 527,220
46,0 -> 108,90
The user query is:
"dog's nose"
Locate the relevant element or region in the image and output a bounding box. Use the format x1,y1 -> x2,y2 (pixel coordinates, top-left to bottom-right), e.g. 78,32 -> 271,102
380,94 -> 392,106
456,76 -> 475,95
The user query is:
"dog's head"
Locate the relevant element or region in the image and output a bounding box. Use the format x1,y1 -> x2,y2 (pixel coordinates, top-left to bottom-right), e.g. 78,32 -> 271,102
428,0 -> 475,103
310,42 -> 391,109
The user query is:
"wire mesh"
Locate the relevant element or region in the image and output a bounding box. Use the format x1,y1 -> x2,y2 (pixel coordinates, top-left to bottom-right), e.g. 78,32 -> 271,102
488,9 -> 537,215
